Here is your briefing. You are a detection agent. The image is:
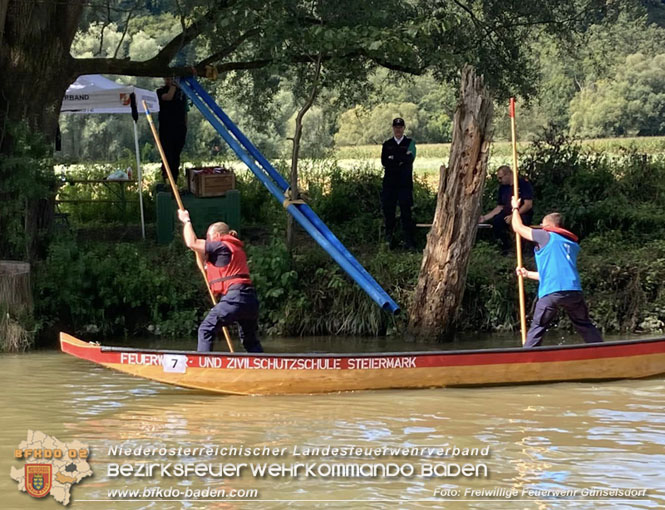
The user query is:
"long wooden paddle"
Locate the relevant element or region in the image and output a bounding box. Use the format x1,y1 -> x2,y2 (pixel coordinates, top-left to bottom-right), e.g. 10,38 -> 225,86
142,100 -> 234,353
509,98 -> 527,346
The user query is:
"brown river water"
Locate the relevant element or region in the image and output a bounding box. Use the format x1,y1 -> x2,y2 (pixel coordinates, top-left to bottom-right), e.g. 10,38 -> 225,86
1,333 -> 664,509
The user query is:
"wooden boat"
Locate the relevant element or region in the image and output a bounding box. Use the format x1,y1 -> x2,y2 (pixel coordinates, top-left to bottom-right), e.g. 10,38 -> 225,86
60,332 -> 665,396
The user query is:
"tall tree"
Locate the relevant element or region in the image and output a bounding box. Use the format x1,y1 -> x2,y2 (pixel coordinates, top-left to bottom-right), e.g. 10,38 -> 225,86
408,66 -> 493,341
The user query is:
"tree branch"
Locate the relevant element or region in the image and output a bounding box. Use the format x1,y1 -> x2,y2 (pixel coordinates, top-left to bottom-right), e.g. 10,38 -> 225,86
73,44 -> 425,79
113,0 -> 138,59
198,27 -> 262,67
97,0 -> 111,56
146,7 -> 218,67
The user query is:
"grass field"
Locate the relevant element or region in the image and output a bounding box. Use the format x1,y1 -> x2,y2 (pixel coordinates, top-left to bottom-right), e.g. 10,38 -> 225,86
56,135 -> 665,192
330,136 -> 665,186
333,136 -> 665,161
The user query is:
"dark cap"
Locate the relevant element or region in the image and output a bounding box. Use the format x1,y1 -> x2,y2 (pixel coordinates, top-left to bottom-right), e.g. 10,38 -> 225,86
392,117 -> 405,127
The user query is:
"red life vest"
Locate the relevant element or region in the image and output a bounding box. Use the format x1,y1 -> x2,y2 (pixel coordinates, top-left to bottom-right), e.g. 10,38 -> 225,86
543,225 -> 579,242
206,234 -> 252,296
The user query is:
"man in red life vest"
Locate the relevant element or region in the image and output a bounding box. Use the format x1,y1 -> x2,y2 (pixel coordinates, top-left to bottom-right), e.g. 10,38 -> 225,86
510,197 -> 603,348
177,209 -> 263,353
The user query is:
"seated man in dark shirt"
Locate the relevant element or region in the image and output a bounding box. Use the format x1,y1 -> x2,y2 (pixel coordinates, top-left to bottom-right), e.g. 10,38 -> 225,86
177,208 -> 263,353
480,165 -> 533,254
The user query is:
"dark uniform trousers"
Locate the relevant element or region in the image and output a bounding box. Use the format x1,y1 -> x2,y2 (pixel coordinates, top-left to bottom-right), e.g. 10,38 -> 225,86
492,210 -> 533,253
159,125 -> 187,183
526,291 -> 604,348
382,182 -> 414,243
198,285 -> 263,353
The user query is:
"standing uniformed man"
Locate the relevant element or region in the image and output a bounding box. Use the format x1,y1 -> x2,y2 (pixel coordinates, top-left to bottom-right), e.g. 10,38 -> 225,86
381,117 -> 417,250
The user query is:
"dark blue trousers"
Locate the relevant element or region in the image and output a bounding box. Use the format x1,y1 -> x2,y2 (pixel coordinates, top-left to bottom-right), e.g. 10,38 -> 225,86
526,291 -> 604,348
197,285 -> 263,353
382,184 -> 414,245
492,210 -> 533,253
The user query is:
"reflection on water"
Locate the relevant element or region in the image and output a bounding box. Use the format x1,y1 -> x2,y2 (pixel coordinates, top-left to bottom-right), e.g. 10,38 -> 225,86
1,334 -> 664,509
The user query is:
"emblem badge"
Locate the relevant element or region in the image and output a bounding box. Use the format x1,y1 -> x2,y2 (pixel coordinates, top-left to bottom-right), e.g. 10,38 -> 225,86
25,464 -> 52,498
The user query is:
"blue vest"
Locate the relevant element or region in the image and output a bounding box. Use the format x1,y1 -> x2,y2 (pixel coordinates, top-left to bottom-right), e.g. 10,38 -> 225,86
534,232 -> 582,298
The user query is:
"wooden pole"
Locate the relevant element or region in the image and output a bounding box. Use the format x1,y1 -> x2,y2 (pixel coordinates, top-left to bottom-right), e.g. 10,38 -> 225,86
509,98 -> 527,346
142,101 -> 234,353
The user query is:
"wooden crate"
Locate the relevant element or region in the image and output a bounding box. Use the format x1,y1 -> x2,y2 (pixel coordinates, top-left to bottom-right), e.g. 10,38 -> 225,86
189,168 -> 236,197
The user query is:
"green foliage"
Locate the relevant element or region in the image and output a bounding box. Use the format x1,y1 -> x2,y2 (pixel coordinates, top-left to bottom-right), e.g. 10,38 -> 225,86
247,237 -> 420,337
579,237 -> 665,333
334,70 -> 455,145
460,243 -> 522,332
0,122 -> 55,259
55,0 -> 625,163
335,102 -> 423,145
235,169 -> 284,227
34,237 -> 208,339
307,163 -> 385,242
570,53 -> 665,137
30,128 -> 665,346
519,129 -> 665,239
245,235 -> 299,333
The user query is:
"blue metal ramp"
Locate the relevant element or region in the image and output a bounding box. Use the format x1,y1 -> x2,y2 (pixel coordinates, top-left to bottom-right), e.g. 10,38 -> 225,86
180,77 -> 400,314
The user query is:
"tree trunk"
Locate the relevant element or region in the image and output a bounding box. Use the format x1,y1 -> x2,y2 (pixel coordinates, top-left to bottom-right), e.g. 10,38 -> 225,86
0,260 -> 34,352
0,260 -> 33,314
0,1 -> 84,260
286,56 -> 322,252
0,1 -> 84,152
286,115 -> 303,251
408,65 -> 494,341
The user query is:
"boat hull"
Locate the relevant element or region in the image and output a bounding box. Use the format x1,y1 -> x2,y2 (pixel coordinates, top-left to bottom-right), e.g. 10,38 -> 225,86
60,333 -> 665,395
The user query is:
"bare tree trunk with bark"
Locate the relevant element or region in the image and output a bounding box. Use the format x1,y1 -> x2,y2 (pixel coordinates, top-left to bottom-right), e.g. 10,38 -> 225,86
408,65 -> 494,341
286,56 -> 322,252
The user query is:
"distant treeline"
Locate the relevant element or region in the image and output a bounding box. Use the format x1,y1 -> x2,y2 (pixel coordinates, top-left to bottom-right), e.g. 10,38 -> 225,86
57,3 -> 665,163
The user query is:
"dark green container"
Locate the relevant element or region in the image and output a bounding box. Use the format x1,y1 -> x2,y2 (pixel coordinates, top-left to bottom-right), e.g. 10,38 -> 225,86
156,190 -> 241,244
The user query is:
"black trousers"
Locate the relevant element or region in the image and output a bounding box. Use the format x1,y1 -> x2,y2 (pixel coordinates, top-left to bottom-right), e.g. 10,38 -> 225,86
382,184 -> 414,243
526,291 -> 604,347
159,126 -> 187,183
492,210 -> 533,252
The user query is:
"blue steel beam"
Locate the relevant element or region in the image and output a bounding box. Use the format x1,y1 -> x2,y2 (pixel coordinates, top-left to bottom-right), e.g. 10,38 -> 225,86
179,80 -> 399,313
182,77 -> 399,314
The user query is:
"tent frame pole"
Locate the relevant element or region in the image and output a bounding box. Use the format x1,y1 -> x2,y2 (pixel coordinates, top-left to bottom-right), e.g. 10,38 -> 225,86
132,119 -> 146,239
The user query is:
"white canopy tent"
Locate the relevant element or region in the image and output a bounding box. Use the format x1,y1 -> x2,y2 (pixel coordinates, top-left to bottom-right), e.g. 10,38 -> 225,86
60,74 -> 161,238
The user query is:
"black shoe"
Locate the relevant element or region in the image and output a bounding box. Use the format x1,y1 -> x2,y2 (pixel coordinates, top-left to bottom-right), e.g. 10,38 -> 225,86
385,231 -> 397,249
404,234 -> 417,252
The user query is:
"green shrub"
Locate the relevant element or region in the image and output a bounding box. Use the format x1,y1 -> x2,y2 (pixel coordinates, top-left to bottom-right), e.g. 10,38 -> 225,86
34,236 -> 208,340
519,130 -> 665,240
30,131 -> 665,345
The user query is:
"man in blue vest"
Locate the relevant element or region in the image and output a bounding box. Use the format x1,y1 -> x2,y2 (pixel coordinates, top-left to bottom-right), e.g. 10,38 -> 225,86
510,197 -> 603,348
177,209 -> 263,353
